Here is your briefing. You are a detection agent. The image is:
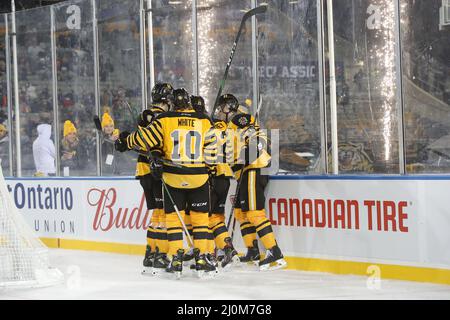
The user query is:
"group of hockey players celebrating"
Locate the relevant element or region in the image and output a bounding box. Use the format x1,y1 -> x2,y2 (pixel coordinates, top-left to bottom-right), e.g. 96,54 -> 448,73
114,83 -> 287,279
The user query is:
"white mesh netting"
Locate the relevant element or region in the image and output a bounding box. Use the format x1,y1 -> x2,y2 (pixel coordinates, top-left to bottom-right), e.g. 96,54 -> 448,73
0,166 -> 63,288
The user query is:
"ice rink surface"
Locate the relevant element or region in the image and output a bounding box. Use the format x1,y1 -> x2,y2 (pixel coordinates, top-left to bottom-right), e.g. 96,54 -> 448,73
1,249 -> 450,300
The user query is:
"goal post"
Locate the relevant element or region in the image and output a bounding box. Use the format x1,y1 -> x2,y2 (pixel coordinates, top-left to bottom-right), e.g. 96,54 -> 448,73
0,165 -> 63,288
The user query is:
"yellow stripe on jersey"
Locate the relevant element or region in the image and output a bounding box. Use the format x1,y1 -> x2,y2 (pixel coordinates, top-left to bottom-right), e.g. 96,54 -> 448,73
248,170 -> 256,211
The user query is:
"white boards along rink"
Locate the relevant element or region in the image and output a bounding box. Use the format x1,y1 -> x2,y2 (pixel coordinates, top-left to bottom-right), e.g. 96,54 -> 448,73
5,175 -> 450,285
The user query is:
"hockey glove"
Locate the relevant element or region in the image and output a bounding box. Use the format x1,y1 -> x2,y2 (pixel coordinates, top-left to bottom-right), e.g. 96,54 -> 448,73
150,158 -> 164,180
114,131 -> 130,152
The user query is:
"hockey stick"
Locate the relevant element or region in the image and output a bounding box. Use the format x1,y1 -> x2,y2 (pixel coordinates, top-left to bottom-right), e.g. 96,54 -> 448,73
226,166 -> 245,241
254,95 -> 263,123
210,4 -> 267,118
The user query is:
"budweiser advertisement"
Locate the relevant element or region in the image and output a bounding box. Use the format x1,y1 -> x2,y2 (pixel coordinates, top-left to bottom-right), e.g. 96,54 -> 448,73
5,177 -> 450,269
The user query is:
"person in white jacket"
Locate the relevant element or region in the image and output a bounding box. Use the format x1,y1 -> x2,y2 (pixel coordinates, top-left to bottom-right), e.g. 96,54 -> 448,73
32,124 -> 56,176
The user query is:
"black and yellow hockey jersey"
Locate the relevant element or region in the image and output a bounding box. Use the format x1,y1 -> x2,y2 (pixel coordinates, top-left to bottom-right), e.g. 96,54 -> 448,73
213,120 -> 233,178
135,104 -> 166,178
226,114 -> 271,180
127,109 -> 217,189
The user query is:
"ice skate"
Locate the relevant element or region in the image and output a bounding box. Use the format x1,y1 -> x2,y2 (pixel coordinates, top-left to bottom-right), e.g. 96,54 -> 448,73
194,249 -> 218,279
221,237 -> 240,269
259,245 -> 287,271
165,249 -> 184,279
152,248 -> 170,276
206,253 -> 220,275
215,248 -> 225,263
141,245 -> 155,275
182,247 -> 195,266
239,240 -> 260,266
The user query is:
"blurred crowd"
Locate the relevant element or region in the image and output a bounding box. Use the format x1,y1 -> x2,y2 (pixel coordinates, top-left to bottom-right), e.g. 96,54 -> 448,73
0,0 -> 449,176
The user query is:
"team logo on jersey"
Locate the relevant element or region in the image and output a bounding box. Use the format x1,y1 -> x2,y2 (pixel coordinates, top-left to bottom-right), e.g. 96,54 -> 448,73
238,116 -> 249,127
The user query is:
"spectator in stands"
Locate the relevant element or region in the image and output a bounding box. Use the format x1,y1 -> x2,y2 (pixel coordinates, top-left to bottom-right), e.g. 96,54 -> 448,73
101,89 -> 112,107
27,39 -> 43,59
101,112 -> 119,142
0,124 -> 9,169
353,69 -> 365,91
0,109 -> 6,123
60,120 -> 87,175
0,58 -> 6,78
32,123 -> 56,177
26,82 -> 37,102
101,112 -> 121,175
157,65 -> 176,84
100,55 -> 114,82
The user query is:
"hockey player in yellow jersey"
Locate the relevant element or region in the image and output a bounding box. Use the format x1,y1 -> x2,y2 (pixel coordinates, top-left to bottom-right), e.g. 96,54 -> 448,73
139,83 -> 174,274
190,95 -> 240,269
193,96 -> 240,269
116,83 -> 174,275
180,95 -> 215,270
216,94 -> 287,271
116,88 -> 218,277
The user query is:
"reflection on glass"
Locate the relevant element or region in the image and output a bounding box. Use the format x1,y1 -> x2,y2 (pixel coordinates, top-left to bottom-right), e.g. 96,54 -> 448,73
329,0 -> 400,173
11,8 -> 55,177
258,0 -> 321,174
401,0 -> 450,173
97,0 -> 142,175
197,0 -> 253,111
151,0 -> 193,95
0,17 -> 10,174
55,0 -> 97,176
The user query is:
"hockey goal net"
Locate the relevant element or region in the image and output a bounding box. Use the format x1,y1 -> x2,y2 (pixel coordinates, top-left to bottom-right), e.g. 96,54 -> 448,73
0,165 -> 63,288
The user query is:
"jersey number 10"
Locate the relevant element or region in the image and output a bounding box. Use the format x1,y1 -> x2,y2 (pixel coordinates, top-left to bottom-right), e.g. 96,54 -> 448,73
171,130 -> 202,162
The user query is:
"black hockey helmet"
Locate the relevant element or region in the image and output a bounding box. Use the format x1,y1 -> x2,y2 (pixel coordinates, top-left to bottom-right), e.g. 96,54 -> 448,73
191,95 -> 206,114
151,83 -> 174,103
173,88 -> 192,110
213,94 -> 239,122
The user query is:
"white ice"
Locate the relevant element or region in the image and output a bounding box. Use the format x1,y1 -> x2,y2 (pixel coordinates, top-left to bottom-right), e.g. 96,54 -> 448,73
1,249 -> 450,300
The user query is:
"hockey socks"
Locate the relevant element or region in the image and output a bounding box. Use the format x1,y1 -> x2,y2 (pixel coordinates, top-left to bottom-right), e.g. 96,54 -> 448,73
209,213 -> 230,250
166,210 -> 186,257
184,211 -> 194,239
236,207 -> 258,249
247,210 -> 276,250
207,227 -> 215,254
154,228 -> 168,254
146,226 -> 157,252
190,211 -> 209,255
